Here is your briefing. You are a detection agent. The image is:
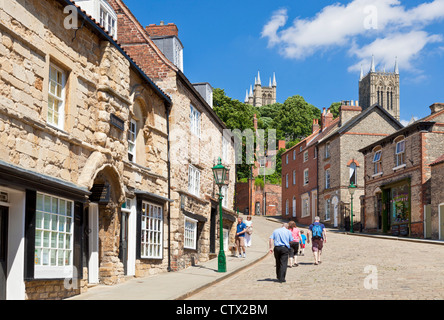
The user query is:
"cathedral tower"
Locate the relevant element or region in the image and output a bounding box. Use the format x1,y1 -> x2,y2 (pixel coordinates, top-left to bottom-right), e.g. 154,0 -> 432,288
245,71 -> 277,107
359,56 -> 400,120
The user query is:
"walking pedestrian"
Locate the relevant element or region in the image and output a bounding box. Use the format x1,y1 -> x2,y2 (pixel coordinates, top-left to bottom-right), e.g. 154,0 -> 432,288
287,221 -> 301,267
244,215 -> 253,247
268,223 -> 294,283
299,230 -> 307,256
307,216 -> 327,265
235,216 -> 247,258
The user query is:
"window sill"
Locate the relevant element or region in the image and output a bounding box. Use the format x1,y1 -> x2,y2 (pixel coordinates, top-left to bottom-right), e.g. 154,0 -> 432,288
393,164 -> 406,171
372,172 -> 383,178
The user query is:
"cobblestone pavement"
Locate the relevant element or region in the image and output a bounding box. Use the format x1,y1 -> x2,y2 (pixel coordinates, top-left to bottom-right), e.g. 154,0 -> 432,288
188,218 -> 444,300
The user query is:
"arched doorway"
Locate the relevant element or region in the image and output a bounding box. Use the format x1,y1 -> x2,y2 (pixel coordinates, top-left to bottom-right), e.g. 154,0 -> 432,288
87,165 -> 125,286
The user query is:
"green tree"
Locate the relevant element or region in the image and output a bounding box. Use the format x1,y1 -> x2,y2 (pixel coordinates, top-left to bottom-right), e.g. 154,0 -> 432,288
272,95 -> 321,144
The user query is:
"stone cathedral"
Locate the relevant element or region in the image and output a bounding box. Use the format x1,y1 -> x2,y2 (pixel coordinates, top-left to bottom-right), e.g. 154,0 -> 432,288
359,56 -> 400,121
245,71 -> 277,107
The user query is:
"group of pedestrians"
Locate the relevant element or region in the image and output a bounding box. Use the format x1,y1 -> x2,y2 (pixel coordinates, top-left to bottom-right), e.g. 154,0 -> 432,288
234,216 -> 253,258
268,216 -> 326,283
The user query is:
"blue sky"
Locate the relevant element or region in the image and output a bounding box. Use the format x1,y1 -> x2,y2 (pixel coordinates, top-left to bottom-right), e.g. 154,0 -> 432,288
124,0 -> 444,124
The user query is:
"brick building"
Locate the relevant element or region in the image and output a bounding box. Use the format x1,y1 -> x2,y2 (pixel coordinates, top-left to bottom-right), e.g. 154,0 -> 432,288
107,0 -> 237,271
317,103 -> 402,229
0,0 -> 173,299
360,103 -> 444,239
281,114 -> 336,225
430,154 -> 444,240
282,102 -> 402,228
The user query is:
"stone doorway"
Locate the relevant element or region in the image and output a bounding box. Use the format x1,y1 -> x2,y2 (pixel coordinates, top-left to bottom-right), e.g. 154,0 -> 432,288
88,166 -> 125,286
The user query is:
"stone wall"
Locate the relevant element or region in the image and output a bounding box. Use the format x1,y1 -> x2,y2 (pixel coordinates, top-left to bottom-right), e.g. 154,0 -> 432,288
0,0 -> 169,299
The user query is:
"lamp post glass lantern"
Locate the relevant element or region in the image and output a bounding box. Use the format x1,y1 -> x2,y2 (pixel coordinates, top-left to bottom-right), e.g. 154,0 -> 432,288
212,158 -> 229,272
348,182 -> 357,233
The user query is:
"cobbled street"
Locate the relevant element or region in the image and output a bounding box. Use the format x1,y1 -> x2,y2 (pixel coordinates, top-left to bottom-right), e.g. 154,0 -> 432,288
187,216 -> 444,300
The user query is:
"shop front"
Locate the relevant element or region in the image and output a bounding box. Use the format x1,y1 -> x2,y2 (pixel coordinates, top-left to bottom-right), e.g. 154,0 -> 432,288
381,178 -> 411,237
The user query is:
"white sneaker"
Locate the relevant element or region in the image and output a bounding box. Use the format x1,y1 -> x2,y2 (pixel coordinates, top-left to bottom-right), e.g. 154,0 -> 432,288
242,253 -> 246,258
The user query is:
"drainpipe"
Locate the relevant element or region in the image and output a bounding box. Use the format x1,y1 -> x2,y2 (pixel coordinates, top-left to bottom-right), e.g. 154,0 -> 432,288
166,104 -> 172,272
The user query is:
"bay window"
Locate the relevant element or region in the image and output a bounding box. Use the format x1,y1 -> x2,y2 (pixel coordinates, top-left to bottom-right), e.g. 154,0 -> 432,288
35,193 -> 74,278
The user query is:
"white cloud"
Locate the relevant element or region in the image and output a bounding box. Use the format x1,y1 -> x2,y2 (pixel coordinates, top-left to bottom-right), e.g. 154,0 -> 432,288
262,0 -> 444,71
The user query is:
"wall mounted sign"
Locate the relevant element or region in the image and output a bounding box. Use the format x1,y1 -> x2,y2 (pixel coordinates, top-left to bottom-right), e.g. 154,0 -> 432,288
90,183 -> 111,203
110,114 -> 124,131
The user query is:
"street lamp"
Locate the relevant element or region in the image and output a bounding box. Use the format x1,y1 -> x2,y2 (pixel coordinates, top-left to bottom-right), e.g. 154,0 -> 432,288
348,181 -> 357,233
212,157 -> 230,273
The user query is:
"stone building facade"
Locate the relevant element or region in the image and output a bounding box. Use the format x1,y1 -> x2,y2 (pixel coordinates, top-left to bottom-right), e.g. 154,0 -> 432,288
359,57 -> 400,121
360,103 -> 444,239
107,0 -> 237,271
0,0 -> 173,300
244,71 -> 277,107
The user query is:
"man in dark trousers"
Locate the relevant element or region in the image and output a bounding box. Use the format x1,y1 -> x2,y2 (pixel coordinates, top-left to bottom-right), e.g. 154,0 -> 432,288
268,223 -> 294,283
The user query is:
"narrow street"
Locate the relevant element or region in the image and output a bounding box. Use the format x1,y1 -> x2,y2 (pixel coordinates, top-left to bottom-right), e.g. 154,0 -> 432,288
187,217 -> 444,300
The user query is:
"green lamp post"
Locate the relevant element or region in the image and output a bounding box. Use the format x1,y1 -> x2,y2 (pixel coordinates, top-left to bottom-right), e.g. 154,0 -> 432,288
348,182 -> 357,233
212,157 -> 230,273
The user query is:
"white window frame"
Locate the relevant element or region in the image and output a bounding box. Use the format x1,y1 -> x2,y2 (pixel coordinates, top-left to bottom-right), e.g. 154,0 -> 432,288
349,162 -> 357,186
140,201 -> 163,259
128,119 -> 137,162
293,150 -> 296,160
293,170 -> 296,185
301,195 -> 310,218
184,216 -> 198,250
325,199 -> 331,221
304,169 -> 309,185
100,6 -> 117,38
286,154 -> 289,164
373,150 -> 382,175
34,192 -> 74,279
285,199 -> 289,216
325,169 -> 331,189
190,105 -> 201,137
188,165 -> 201,197
47,63 -> 66,130
304,151 -> 309,162
292,197 -> 296,217
286,174 -> 289,188
325,143 -> 330,159
395,139 -> 406,167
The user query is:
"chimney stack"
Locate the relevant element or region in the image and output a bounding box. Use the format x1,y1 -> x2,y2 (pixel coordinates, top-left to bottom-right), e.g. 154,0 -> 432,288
312,118 -> 320,133
146,22 -> 179,38
321,108 -> 334,130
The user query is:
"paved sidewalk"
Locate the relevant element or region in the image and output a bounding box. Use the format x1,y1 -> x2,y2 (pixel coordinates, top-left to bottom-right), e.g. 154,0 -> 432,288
67,215 -> 279,300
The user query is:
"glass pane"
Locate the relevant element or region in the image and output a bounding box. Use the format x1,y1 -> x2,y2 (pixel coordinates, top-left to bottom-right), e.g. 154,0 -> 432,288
44,195 -> 51,212
67,202 -> 72,217
35,248 -> 41,266
36,211 -> 43,229
51,214 -> 58,231
50,249 -> 57,266
42,249 -> 49,266
43,231 -> 50,247
59,216 -> 65,232
65,250 -> 71,266
37,194 -> 44,211
35,230 -> 42,247
65,235 -> 71,250
59,200 -> 66,215
44,213 -> 51,230
51,198 -> 58,214
66,218 -> 72,233
58,233 -> 64,249
58,250 -> 64,266
51,232 -> 57,248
